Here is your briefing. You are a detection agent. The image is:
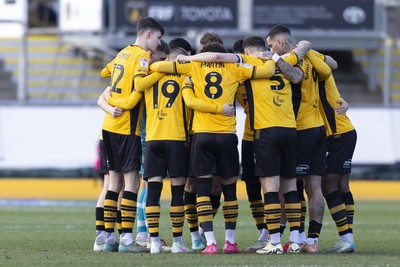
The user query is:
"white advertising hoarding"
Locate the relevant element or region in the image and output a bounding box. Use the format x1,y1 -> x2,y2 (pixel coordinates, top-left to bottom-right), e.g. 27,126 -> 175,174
0,0 -> 26,21
59,0 -> 103,32
0,0 -> 26,37
0,106 -> 399,169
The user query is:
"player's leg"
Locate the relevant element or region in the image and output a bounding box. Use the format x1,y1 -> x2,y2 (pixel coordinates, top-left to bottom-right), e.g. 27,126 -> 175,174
101,131 -> 124,252
297,127 -> 326,253
93,173 -> 109,252
118,135 -> 142,252
136,112 -> 149,247
256,175 -> 283,254
170,177 -> 193,253
280,128 -> 301,254
184,177 -> 204,250
168,141 -> 192,253
215,133 -> 241,254
93,138 -> 110,252
103,170 -> 124,252
253,128 -> 286,254
338,130 -> 357,245
191,133 -> 218,254
241,139 -> 268,252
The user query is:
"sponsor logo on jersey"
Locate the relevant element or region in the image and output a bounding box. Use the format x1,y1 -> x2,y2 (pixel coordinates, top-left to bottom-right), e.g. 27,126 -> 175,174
158,110 -> 168,120
273,96 -> 284,107
140,58 -> 148,68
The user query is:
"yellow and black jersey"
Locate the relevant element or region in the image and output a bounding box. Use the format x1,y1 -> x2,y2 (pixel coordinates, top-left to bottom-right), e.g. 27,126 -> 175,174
150,60 -> 275,133
319,75 -> 355,137
241,55 -> 296,130
144,73 -> 191,141
236,84 -> 253,141
101,45 -> 150,135
291,57 -> 324,131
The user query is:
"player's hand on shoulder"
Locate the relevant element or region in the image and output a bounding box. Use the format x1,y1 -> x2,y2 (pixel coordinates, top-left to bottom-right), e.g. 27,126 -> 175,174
255,50 -> 273,60
297,40 -> 312,48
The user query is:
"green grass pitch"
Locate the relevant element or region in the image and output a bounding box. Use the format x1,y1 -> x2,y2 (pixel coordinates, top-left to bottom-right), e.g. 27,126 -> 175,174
0,200 -> 399,267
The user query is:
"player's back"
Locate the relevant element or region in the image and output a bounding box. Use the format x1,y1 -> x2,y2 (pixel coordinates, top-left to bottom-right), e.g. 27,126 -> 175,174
144,73 -> 189,141
178,61 -> 249,133
102,45 -> 149,135
292,57 -> 324,131
319,75 -> 354,136
241,55 -> 296,130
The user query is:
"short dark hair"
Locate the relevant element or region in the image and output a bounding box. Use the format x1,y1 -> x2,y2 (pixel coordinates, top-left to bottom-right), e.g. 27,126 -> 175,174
155,40 -> 170,54
169,38 -> 192,53
200,42 -> 227,53
232,39 -> 244,54
243,36 -> 265,50
266,25 -> 291,40
200,32 -> 224,47
169,47 -> 189,60
137,17 -> 165,36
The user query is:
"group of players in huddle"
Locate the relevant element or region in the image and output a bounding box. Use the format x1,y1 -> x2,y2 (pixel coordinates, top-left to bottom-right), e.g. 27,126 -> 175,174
93,16 -> 357,255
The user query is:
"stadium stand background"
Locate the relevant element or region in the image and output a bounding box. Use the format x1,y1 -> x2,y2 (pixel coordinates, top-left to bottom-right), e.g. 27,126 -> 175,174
0,0 -> 400,179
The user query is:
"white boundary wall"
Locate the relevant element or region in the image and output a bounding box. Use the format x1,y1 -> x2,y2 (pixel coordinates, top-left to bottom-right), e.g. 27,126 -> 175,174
0,106 -> 399,169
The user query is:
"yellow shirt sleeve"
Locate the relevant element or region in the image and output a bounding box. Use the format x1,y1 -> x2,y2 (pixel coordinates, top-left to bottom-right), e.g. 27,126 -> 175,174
250,60 -> 276,79
182,77 -> 222,113
150,61 -> 177,74
135,72 -> 165,92
107,90 -> 143,110
101,59 -> 115,78
281,52 -> 298,66
306,51 -> 331,80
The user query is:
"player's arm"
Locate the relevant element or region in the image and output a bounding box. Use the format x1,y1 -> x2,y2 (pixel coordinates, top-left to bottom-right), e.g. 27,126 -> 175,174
181,79 -> 235,116
100,59 -> 115,78
305,51 -> 331,80
150,60 -> 192,76
150,61 -> 177,74
271,54 -> 303,84
256,40 -> 311,65
97,86 -> 123,118
107,89 -> 143,110
131,51 -> 164,92
176,52 -> 241,63
335,98 -> 349,115
289,40 -> 311,63
246,60 -> 276,79
134,72 -> 165,92
324,55 -> 338,71
307,49 -> 338,71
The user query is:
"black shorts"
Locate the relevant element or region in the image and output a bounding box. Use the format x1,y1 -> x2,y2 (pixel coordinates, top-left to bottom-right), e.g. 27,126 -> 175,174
296,126 -> 326,176
326,129 -> 357,175
102,130 -> 141,173
99,139 -> 109,175
254,127 -> 297,178
190,133 -> 239,178
241,139 -> 258,182
143,140 -> 189,180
